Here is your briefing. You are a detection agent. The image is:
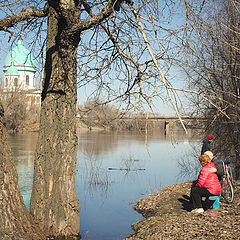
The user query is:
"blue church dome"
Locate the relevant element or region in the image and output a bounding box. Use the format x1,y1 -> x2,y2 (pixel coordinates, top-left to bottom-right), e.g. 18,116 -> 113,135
4,38 -> 36,71
6,65 -> 19,76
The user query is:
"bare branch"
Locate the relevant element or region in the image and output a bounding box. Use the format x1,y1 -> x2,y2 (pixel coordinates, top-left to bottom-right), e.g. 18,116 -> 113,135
70,0 -> 132,33
129,3 -> 188,133
0,6 -> 47,32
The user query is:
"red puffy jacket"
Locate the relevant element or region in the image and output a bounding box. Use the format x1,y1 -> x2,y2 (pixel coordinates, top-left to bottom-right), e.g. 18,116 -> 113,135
196,162 -> 221,195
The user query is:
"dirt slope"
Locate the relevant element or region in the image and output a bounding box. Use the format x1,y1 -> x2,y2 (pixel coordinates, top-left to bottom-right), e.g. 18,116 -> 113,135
126,181 -> 240,240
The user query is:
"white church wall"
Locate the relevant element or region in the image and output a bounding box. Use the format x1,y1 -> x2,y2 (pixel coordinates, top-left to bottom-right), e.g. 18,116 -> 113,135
1,38 -> 41,107
4,75 -> 21,91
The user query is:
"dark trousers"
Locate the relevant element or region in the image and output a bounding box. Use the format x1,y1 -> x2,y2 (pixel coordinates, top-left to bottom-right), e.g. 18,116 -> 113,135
191,186 -> 213,209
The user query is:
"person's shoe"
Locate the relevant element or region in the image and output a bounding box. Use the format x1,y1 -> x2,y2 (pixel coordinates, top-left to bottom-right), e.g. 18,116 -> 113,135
191,208 -> 204,213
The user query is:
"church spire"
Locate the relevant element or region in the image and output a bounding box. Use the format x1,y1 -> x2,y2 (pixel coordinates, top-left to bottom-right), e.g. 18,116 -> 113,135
17,36 -> 23,45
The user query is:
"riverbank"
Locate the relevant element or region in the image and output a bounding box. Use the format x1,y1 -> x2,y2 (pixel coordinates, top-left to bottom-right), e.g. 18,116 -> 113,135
126,181 -> 240,240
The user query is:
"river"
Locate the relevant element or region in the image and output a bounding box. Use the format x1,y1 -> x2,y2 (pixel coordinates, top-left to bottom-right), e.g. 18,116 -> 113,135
9,129 -> 200,240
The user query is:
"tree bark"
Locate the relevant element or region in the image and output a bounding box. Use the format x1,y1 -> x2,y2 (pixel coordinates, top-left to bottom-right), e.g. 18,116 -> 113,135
0,0 -> 127,237
0,102 -> 46,239
30,3 -> 81,237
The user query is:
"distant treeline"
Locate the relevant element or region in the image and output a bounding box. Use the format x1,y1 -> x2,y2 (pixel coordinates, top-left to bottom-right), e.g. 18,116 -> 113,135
0,91 -> 40,133
77,100 -> 165,132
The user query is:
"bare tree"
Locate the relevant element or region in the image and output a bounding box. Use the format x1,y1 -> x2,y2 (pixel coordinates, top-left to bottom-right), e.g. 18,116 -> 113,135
0,89 -> 40,133
1,0 -> 233,238
78,99 -> 121,129
0,0 -> 135,238
183,0 -> 240,178
0,101 -> 46,239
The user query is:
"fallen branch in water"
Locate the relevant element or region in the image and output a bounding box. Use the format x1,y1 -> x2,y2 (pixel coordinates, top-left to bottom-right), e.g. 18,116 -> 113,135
108,167 -> 146,171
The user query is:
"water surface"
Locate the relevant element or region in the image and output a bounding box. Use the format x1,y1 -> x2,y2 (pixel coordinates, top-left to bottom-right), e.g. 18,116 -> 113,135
9,130 -> 200,240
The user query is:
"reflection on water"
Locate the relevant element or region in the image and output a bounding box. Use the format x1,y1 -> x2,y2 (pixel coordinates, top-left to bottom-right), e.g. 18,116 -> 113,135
9,129 -> 200,240
8,133 -> 38,210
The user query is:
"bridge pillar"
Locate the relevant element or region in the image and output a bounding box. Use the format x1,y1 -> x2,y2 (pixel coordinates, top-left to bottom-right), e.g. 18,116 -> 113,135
164,121 -> 169,135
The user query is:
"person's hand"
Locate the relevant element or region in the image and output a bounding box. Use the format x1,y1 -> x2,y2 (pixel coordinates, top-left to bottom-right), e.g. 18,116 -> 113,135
208,167 -> 217,173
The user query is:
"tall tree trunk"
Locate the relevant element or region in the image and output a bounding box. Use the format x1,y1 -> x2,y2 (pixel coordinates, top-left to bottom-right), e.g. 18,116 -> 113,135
30,3 -> 81,237
0,102 -> 46,239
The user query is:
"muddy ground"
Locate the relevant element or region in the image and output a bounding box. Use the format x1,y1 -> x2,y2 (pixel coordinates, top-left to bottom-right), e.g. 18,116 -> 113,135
126,180 -> 240,240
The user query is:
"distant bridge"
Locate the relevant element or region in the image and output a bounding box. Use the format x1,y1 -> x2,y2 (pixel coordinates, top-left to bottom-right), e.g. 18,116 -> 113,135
120,116 -> 205,121
119,116 -> 206,131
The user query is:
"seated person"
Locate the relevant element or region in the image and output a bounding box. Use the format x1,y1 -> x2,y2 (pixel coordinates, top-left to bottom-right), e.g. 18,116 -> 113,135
191,154 -> 221,213
204,151 -> 224,181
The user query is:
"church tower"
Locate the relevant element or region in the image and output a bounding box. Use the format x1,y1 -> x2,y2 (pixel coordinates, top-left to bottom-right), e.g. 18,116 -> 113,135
4,37 -> 36,90
2,37 -> 41,105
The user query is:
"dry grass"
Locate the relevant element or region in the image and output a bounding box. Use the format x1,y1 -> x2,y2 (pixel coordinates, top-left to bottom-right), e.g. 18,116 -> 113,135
126,181 -> 240,240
